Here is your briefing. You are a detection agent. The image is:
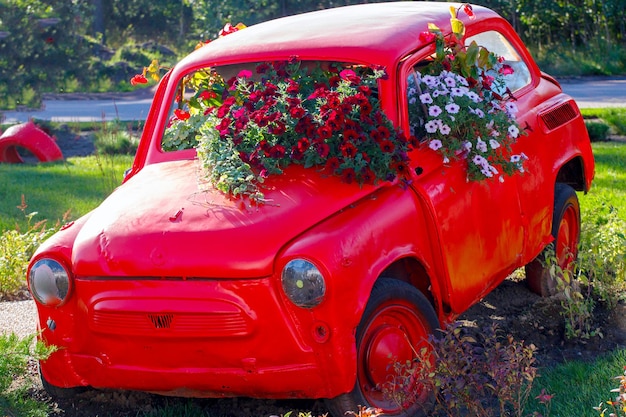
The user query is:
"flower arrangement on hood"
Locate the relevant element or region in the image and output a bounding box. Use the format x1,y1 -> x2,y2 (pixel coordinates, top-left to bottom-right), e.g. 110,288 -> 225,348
408,4 -> 527,181
164,58 -> 414,203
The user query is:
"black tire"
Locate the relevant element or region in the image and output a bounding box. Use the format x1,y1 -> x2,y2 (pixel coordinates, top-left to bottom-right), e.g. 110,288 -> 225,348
40,365 -> 88,399
525,183 -> 581,296
325,278 -> 439,417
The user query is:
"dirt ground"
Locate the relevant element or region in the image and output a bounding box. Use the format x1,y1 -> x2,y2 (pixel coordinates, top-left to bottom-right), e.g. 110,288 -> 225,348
15,130 -> 626,416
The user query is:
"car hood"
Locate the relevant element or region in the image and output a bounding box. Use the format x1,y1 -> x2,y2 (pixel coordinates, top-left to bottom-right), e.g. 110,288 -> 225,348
72,159 -> 378,278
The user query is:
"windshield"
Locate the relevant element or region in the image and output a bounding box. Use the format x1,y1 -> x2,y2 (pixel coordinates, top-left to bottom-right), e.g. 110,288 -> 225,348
159,60 -> 380,152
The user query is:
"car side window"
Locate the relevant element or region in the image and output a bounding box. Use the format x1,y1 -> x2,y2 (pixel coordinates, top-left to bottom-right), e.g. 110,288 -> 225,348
465,31 -> 531,93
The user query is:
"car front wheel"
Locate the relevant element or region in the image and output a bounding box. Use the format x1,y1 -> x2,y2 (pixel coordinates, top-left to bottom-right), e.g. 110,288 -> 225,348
525,183 -> 581,296
325,278 -> 439,417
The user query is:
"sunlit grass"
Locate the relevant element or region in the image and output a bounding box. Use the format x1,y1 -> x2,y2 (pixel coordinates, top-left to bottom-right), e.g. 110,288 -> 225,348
580,141 -> 626,223
526,349 -> 626,417
0,155 -> 133,232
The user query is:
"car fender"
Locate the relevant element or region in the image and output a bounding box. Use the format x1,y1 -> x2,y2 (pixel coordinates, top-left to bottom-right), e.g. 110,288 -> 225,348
275,183 -> 441,386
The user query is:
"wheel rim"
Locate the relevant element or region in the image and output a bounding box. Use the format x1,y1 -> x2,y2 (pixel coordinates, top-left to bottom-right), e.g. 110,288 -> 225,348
556,203 -> 579,270
357,300 -> 430,413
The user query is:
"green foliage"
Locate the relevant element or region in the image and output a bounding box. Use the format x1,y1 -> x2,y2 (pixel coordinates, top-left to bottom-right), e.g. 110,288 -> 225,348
543,246 -> 600,340
585,120 -> 611,142
0,332 -> 56,417
580,205 -> 626,308
0,0 -> 93,108
582,108 -> 626,136
94,120 -> 140,155
0,197 -> 59,299
387,322 -> 544,417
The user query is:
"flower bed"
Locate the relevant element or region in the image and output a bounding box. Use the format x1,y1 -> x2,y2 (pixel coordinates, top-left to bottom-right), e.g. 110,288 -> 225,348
164,60 -> 414,202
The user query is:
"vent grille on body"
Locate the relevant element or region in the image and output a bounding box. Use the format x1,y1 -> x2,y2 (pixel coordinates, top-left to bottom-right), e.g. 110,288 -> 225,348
540,102 -> 577,130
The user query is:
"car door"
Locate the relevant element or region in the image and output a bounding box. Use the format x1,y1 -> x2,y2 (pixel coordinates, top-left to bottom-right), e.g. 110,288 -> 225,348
401,31 -> 528,314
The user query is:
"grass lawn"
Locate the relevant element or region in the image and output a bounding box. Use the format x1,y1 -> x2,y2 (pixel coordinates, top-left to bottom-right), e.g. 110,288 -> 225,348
0,155 -> 133,232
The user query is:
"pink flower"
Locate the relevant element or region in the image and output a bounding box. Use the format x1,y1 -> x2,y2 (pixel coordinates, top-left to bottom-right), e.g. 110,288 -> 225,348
237,69 -> 253,78
499,64 -> 514,75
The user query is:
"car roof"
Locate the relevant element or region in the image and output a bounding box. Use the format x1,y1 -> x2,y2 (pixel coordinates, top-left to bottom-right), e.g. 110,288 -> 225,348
177,1 -> 499,70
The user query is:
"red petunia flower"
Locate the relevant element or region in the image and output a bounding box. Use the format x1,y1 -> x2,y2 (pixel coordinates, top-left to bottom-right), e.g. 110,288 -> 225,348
290,146 -> 304,160
379,139 -> 396,153
316,143 -> 330,158
340,142 -> 358,158
463,3 -> 476,20
174,109 -> 190,121
297,138 -> 311,152
360,167 -> 376,184
269,144 -> 286,158
341,168 -> 356,184
343,129 -> 360,142
377,126 -> 391,140
199,90 -> 217,101
317,125 -> 333,140
289,106 -> 306,119
325,157 -> 341,172
219,23 -> 239,37
130,74 -> 148,85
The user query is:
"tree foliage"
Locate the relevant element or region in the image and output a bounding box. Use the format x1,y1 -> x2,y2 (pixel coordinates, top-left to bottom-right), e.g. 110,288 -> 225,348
1,0 -> 625,107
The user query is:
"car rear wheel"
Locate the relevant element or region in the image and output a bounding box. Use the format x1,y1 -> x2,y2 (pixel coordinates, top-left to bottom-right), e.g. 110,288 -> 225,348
325,278 -> 439,417
525,183 -> 581,296
40,365 -> 87,399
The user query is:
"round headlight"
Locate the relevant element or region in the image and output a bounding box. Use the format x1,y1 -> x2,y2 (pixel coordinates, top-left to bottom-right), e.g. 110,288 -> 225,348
281,259 -> 326,308
29,259 -> 72,307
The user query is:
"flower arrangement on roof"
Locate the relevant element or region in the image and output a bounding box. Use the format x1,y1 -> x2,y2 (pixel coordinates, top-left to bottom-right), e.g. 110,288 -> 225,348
163,57 -> 414,203
408,4 -> 527,181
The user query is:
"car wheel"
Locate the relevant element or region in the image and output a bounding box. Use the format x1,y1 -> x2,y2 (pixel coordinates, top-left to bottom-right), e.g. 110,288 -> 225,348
525,183 -> 580,296
40,365 -> 87,399
325,278 -> 439,417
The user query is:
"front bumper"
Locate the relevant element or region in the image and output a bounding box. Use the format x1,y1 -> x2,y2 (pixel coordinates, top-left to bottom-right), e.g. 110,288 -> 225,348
37,277 -> 356,398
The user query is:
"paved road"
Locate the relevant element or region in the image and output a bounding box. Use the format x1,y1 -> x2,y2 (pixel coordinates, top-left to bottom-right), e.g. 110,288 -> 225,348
0,77 -> 625,124
559,76 -> 626,108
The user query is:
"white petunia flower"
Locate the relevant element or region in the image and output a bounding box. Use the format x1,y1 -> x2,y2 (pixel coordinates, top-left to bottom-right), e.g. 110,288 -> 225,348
439,124 -> 451,135
444,76 -> 457,88
489,139 -> 500,149
508,125 -> 520,138
445,103 -> 460,114
476,137 -> 488,153
420,93 -> 433,104
450,88 -> 464,97
425,120 -> 439,133
466,92 -> 481,103
429,105 -> 443,117
422,75 -> 438,88
429,139 -> 443,151
505,102 -> 519,115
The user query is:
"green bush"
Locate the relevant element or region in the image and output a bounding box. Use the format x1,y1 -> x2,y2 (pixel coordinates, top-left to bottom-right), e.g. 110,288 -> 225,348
0,197 -> 59,299
386,322 -> 545,417
0,333 -> 56,417
94,121 -> 140,155
580,205 -> 626,308
586,120 -> 611,142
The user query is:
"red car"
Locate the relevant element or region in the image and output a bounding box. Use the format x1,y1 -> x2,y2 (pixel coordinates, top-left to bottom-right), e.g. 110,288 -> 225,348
28,2 -> 594,416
